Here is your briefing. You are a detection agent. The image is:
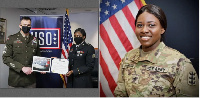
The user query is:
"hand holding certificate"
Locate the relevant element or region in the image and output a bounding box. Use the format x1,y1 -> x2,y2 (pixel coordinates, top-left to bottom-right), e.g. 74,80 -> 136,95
51,58 -> 69,74
32,56 -> 69,74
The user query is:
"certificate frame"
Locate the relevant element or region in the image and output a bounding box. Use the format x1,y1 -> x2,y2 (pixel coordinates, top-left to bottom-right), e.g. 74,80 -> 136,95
32,56 -> 51,72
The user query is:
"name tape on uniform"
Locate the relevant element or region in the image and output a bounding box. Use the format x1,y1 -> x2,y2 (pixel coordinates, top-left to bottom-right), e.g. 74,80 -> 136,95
146,66 -> 168,73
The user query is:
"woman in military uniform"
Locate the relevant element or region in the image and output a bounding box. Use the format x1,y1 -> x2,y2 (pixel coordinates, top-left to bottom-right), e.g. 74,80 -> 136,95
66,28 -> 95,88
114,4 -> 198,97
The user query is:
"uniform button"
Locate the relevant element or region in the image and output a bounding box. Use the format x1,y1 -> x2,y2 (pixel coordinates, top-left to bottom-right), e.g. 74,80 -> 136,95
26,46 -> 27,48
26,61 -> 28,62
26,51 -> 28,52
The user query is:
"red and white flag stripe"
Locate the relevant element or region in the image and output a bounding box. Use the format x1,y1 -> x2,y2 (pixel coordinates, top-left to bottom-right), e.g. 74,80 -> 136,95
100,0 -> 146,96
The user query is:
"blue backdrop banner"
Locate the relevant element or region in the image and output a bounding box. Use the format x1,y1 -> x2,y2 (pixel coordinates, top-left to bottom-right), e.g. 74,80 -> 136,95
20,15 -> 64,88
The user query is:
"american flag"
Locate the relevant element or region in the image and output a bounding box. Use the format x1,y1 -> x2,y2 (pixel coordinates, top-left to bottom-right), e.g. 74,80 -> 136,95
100,0 -> 146,96
60,9 -> 73,88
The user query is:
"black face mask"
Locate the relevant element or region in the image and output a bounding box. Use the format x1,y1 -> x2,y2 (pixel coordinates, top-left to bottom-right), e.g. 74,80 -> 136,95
22,26 -> 31,34
74,37 -> 83,45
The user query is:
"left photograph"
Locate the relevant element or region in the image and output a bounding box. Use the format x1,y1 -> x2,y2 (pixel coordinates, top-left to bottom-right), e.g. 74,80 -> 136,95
0,8 -> 98,88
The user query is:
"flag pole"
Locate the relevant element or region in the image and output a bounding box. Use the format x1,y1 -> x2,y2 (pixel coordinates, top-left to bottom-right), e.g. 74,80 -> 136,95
60,8 -> 70,88
140,0 -> 147,5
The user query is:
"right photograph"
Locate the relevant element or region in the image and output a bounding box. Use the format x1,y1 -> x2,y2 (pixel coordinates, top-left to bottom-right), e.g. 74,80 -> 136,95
100,0 -> 199,97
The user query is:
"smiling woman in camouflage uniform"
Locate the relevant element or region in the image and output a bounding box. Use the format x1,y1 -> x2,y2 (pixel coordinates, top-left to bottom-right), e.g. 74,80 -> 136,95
114,4 -> 198,97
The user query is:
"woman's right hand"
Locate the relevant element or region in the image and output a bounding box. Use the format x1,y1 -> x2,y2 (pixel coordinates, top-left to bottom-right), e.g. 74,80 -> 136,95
66,70 -> 73,77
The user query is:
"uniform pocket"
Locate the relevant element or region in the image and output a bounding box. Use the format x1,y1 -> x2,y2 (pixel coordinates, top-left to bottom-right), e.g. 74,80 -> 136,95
13,44 -> 23,54
123,64 -> 137,84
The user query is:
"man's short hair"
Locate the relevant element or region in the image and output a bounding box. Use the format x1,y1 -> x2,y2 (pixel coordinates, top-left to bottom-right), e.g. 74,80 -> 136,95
20,16 -> 31,22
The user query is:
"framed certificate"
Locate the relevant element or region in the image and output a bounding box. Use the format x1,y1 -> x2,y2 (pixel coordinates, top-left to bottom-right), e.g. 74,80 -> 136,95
32,56 -> 69,74
32,56 -> 51,72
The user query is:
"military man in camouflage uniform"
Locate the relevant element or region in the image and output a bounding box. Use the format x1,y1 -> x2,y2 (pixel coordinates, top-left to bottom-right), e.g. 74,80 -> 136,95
114,42 -> 198,97
2,16 -> 40,88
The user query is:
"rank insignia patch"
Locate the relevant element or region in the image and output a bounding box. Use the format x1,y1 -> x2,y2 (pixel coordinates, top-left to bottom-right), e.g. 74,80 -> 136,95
188,71 -> 196,86
10,63 -> 15,67
92,54 -> 95,58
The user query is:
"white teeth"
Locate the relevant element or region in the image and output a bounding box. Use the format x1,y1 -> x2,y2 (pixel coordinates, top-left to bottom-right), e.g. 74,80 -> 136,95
141,36 -> 151,40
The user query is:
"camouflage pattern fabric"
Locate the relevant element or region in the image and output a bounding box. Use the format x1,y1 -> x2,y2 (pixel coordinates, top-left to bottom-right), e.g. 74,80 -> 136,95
114,42 -> 199,97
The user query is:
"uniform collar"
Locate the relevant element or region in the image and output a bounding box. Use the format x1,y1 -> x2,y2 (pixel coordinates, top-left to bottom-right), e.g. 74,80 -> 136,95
20,31 -> 29,38
17,31 -> 33,44
131,42 -> 166,64
76,41 -> 86,47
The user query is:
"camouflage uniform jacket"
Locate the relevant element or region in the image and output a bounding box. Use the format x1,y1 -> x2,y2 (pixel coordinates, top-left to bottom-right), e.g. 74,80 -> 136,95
114,42 -> 199,97
2,31 -> 40,87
